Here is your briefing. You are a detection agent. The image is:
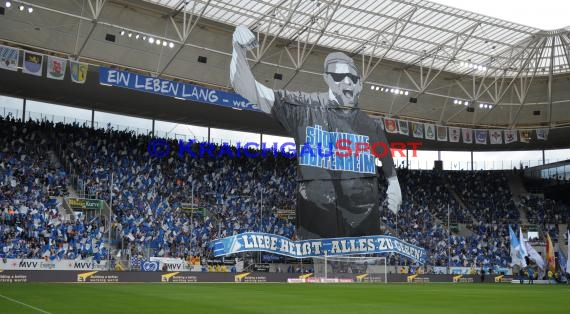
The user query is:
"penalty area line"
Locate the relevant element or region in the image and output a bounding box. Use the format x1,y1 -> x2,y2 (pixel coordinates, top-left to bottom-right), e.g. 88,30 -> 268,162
0,294 -> 52,314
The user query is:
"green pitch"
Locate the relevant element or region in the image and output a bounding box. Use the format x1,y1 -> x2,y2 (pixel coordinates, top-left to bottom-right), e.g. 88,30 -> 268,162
0,283 -> 568,313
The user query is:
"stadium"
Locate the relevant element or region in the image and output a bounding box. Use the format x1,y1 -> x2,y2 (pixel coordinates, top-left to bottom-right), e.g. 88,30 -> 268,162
0,0 -> 569,313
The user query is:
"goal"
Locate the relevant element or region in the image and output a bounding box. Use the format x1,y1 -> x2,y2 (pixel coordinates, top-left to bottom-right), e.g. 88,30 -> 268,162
312,254 -> 387,283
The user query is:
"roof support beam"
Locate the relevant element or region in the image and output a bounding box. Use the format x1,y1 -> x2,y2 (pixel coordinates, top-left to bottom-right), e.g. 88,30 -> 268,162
392,0 -> 537,35
509,41 -> 547,128
338,0 -> 526,49
437,85 -> 455,123
351,8 -> 416,81
469,36 -> 540,104
449,33 -> 539,96
453,79 -> 473,99
547,37 -> 556,127
10,0 -> 570,129
405,23 -> 479,93
157,0 -> 211,77
282,0 -> 341,88
72,0 -> 106,59
402,69 -> 421,91
560,35 -> 570,72
248,0 -> 303,68
476,38 -> 547,124
248,0 -> 290,30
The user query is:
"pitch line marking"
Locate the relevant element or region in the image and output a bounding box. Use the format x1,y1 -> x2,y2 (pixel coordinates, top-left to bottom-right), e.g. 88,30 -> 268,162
0,294 -> 52,314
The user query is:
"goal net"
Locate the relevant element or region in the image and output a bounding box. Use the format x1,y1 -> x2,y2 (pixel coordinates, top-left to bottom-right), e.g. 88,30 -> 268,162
312,254 -> 387,283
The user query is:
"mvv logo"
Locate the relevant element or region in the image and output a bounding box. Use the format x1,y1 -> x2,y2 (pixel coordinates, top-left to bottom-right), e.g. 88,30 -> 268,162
19,261 -> 38,268
167,263 -> 182,270
74,262 -> 93,269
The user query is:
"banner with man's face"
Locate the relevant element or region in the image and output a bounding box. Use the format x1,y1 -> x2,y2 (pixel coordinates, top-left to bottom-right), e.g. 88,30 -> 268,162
268,52 -> 396,239
323,52 -> 363,107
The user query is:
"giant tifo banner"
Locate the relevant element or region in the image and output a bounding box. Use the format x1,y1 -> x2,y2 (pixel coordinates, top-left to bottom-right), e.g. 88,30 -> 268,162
210,232 -> 427,264
98,67 -> 259,111
0,259 -> 108,271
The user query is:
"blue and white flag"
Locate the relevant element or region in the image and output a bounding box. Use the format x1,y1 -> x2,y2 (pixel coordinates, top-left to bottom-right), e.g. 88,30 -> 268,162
140,261 -> 160,272
509,225 -> 527,267
0,45 -> 19,71
525,241 -> 544,269
411,122 -> 424,138
210,232 -> 427,264
475,129 -> 487,144
519,227 -> 528,257
558,249 -> 567,274
22,51 -> 43,76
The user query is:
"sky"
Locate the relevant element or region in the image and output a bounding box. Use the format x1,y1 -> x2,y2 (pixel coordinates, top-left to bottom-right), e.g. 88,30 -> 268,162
431,0 -> 570,30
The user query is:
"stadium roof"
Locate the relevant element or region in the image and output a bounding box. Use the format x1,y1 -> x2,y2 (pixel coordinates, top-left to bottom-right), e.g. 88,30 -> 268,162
1,0 -> 570,137
144,0 -> 570,77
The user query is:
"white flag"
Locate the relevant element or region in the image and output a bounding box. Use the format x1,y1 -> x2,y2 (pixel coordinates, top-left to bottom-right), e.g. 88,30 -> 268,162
489,129 -> 503,144
509,225 -> 526,267
127,233 -> 135,241
519,227 -> 528,257
0,45 -> 19,71
525,242 -> 545,269
425,123 -> 435,140
475,130 -> 487,144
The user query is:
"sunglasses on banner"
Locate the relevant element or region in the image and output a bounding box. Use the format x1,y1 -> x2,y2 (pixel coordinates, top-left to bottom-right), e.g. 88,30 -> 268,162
326,72 -> 360,84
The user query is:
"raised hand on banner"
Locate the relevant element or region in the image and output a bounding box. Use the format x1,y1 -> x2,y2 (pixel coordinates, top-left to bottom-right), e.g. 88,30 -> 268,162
232,25 -> 258,50
386,176 -> 402,214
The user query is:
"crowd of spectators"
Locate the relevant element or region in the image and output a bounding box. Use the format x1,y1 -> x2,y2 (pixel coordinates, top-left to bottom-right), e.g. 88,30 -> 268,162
0,117 -> 108,261
519,195 -> 569,242
0,116 -> 565,271
446,170 -> 520,223
379,169 -> 510,268
55,123 -> 297,261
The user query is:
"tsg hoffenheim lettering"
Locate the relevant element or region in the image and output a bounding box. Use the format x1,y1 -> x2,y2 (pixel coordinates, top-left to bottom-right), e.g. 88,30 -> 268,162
300,124 -> 375,174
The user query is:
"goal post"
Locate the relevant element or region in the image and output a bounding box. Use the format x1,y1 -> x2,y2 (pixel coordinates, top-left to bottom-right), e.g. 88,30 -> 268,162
312,253 -> 388,283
